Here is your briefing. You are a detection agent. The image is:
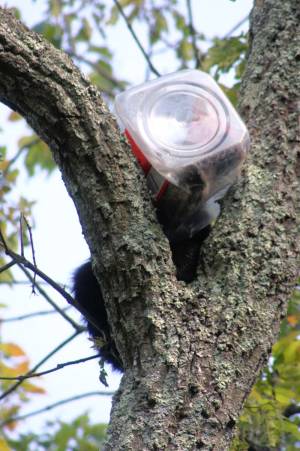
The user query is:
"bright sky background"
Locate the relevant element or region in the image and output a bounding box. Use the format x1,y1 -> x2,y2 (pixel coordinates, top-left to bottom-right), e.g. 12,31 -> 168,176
0,0 -> 253,436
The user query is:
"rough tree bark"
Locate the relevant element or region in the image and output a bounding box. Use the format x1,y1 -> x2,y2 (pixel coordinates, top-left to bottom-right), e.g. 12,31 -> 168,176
0,1 -> 299,449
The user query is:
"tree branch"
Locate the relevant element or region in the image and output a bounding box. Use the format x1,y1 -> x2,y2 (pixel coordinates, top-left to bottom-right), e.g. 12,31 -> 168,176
0,260 -> 16,273
17,263 -> 81,330
1,306 -> 71,322
186,0 -> 200,68
0,229 -> 102,334
0,391 -> 115,427
0,229 -> 74,305
0,353 -> 101,381
3,138 -> 39,176
68,51 -> 126,96
112,0 -> 160,76
223,14 -> 249,39
0,330 -> 81,401
21,214 -> 37,289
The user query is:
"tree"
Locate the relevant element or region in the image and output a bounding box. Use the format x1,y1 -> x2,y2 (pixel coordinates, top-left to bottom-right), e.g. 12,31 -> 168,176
0,1 -> 299,449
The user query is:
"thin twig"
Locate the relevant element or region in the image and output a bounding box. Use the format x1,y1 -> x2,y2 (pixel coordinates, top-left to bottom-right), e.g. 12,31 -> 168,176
69,52 -> 125,91
0,330 -> 81,401
145,40 -> 153,81
3,138 -> 39,176
17,264 -> 81,330
0,260 -> 16,274
0,229 -> 103,335
223,14 -> 249,39
0,229 -> 9,252
0,391 -> 115,427
112,0 -> 160,76
0,226 -> 78,327
0,230 -> 73,305
0,353 -> 101,381
186,0 -> 200,68
22,215 -> 37,291
1,306 -> 71,322
0,279 -> 51,284
19,214 -> 24,257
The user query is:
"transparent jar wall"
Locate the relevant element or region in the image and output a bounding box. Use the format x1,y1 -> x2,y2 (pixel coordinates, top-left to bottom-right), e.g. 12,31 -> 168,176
115,70 -> 249,195
115,70 -> 250,235
141,84 -> 229,160
172,135 -> 249,201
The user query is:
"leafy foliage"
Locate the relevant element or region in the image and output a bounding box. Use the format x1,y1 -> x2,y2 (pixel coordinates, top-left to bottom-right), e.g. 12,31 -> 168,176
21,136 -> 56,177
5,414 -> 107,451
232,283 -> 300,450
0,136 -> 34,281
0,308 -> 45,443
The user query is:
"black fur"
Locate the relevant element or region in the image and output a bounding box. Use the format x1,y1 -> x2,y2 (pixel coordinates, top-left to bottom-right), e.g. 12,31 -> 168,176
72,224 -> 210,372
72,261 -> 123,371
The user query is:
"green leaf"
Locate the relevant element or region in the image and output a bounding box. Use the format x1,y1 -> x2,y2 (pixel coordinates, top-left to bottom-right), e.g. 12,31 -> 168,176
202,36 -> 248,79
281,418 -> 300,437
49,0 -> 61,17
76,18 -> 92,42
274,386 -> 296,405
0,146 -> 7,159
219,83 -> 239,106
177,39 -> 194,61
283,340 -> 300,364
273,331 -> 299,360
150,9 -> 168,44
154,9 -> 168,32
33,22 -> 62,48
107,5 -> 119,25
128,6 -> 141,23
172,10 -> 186,31
24,140 -> 56,176
89,46 -> 112,59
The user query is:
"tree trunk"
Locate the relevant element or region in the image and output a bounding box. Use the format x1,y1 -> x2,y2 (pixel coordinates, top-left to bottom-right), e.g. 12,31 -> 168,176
0,1 -> 299,449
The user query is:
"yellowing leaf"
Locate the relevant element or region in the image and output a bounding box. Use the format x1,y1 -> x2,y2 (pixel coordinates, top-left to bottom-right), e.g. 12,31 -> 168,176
22,380 -> 46,395
8,111 -> 22,122
0,343 -> 26,357
50,0 -> 61,17
287,314 -> 299,326
0,159 -> 9,171
0,359 -> 29,377
18,135 -> 37,148
13,360 -> 30,375
0,436 -> 12,450
0,405 -> 19,421
0,405 -> 19,432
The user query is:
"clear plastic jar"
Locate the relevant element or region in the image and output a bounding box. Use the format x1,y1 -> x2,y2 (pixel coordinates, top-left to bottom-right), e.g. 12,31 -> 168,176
115,70 -> 250,239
